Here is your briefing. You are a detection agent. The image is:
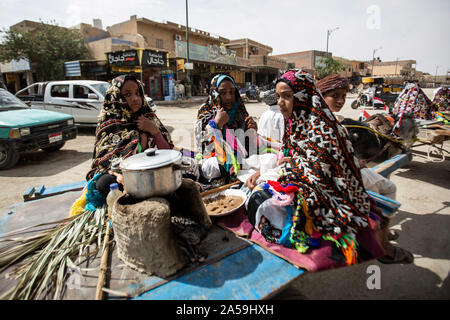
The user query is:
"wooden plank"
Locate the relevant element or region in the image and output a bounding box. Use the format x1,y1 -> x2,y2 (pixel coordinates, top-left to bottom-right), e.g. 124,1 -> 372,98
372,152 -> 412,178
23,187 -> 35,201
35,185 -> 46,196
133,244 -> 304,300
23,181 -> 86,202
366,190 -> 401,217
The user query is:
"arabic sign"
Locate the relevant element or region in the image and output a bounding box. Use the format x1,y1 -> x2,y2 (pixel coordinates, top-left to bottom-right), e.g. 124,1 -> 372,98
142,49 -> 167,67
208,44 -> 237,65
107,50 -> 139,66
175,41 -> 237,66
175,41 -> 209,62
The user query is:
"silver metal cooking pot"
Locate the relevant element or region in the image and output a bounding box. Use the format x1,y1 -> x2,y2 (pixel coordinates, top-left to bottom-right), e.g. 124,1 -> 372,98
112,148 -> 189,199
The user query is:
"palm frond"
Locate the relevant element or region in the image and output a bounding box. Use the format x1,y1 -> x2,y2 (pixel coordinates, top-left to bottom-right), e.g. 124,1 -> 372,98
0,206 -> 108,300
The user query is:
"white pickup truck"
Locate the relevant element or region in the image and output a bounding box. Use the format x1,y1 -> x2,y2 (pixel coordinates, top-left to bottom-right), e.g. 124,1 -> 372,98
16,80 -> 157,126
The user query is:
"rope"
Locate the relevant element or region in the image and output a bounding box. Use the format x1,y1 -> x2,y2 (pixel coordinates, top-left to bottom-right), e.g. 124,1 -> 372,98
343,124 -> 418,145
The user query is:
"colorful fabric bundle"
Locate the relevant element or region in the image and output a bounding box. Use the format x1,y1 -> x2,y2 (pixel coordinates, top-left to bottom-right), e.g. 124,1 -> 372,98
432,87 -> 449,121
86,75 -> 173,180
274,69 -> 371,264
392,83 -> 435,129
208,119 -> 246,174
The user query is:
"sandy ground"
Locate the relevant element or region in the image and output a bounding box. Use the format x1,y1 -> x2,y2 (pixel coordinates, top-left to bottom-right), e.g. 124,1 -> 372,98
1,95 -> 449,299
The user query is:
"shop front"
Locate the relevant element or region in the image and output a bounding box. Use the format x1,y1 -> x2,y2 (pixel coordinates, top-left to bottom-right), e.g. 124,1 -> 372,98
106,49 -> 174,101
64,60 -> 108,80
0,58 -> 34,93
174,41 -> 247,94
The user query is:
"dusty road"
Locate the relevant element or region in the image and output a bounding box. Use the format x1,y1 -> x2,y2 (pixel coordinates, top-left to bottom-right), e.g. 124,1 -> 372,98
1,95 -> 449,299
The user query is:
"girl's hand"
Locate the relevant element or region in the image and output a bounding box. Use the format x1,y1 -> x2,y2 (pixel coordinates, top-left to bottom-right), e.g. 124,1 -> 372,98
246,170 -> 261,190
215,108 -> 229,129
108,170 -> 124,187
136,116 -> 160,136
277,157 -> 291,166
245,116 -> 258,130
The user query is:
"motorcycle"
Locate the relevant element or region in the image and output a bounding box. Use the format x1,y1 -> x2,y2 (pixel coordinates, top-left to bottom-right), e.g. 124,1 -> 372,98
242,85 -> 262,102
351,90 -> 387,111
239,88 -> 249,103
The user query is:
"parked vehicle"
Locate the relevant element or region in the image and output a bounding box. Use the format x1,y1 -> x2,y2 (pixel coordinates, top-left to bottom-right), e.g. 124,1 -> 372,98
0,88 -> 77,170
246,84 -> 261,102
351,86 -> 398,112
16,81 -> 157,126
239,84 -> 261,102
239,88 -> 249,103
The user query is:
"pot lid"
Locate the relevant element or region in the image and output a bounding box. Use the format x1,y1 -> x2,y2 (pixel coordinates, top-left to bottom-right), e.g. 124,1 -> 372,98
119,148 -> 182,170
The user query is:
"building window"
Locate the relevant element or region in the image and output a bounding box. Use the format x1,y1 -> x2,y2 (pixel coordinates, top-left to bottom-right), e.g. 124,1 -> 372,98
156,39 -> 164,49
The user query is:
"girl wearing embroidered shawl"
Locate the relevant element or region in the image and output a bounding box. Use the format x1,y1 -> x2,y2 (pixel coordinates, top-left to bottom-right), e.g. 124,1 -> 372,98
264,69 -> 377,264
194,74 -> 258,181
86,75 -> 173,196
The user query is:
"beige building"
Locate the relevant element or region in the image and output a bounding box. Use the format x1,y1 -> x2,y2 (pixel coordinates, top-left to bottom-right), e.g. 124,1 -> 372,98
83,15 -> 263,96
226,38 -> 287,86
371,59 -> 417,78
333,56 -> 354,78
272,50 -> 333,76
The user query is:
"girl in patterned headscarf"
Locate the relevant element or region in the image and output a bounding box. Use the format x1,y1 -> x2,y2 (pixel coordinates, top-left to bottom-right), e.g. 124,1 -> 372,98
253,69 -> 381,265
86,74 -> 173,197
194,74 -> 258,181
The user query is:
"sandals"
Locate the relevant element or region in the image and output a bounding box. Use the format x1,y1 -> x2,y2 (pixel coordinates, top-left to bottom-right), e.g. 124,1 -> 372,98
377,246 -> 414,264
388,230 -> 399,241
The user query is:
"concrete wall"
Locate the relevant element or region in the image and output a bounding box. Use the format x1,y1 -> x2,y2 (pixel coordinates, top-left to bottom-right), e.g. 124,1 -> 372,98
272,51 -> 314,69
75,23 -> 109,43
85,38 -> 113,60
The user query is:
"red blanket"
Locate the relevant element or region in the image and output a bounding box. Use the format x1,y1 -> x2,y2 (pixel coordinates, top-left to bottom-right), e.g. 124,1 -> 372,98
215,206 -> 385,272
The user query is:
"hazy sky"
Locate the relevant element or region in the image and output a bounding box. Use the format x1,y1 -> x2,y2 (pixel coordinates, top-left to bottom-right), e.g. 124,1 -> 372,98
1,0 -> 448,75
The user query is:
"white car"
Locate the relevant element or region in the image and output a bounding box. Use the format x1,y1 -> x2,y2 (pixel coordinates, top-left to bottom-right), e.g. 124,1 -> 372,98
16,80 -> 157,126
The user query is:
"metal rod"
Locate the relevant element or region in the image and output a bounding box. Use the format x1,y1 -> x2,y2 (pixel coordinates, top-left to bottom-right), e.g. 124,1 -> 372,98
185,0 -> 191,98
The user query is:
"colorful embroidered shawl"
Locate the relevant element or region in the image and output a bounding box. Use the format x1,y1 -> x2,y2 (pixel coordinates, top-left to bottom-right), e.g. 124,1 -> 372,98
86,75 -> 173,180
392,83 -> 435,126
194,74 -> 250,154
276,69 -> 371,238
194,74 -> 253,174
432,87 -> 449,113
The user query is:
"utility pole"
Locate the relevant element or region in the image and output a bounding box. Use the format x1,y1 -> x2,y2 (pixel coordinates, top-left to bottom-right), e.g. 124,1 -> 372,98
371,46 -> 382,75
435,65 -> 439,86
326,27 -> 339,53
395,57 -> 400,76
185,0 -> 192,98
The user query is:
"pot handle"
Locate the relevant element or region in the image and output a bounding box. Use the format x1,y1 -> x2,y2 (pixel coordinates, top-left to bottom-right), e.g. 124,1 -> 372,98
173,161 -> 193,171
144,148 -> 157,157
110,159 -> 122,174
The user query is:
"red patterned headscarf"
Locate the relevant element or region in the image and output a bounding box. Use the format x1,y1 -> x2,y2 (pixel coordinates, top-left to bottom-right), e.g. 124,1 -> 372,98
277,69 -> 370,237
